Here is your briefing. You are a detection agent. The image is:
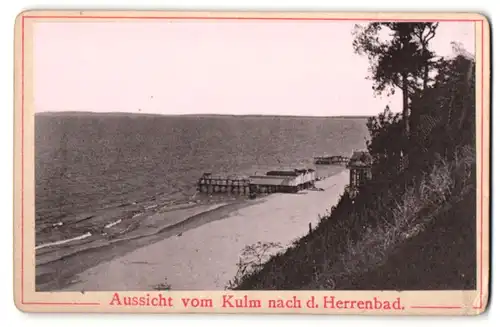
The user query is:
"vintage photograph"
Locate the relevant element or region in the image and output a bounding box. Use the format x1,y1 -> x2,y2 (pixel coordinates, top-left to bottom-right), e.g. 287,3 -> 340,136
14,12 -> 488,315
32,17 -> 479,293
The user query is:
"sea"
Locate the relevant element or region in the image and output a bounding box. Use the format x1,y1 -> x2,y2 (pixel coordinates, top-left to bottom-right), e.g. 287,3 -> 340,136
35,112 -> 369,277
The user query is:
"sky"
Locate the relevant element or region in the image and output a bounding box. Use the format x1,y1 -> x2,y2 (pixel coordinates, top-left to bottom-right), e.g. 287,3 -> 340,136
33,20 -> 475,116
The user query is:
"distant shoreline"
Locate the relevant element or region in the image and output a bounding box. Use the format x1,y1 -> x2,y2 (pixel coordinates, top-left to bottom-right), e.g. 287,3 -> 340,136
35,111 -> 372,120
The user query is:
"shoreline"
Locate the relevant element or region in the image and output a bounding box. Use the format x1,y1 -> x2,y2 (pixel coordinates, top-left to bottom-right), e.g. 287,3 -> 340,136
56,168 -> 349,292
35,198 -> 262,291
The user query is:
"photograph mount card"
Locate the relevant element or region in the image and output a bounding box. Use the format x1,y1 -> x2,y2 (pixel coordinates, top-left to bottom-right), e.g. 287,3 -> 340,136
13,10 -> 490,315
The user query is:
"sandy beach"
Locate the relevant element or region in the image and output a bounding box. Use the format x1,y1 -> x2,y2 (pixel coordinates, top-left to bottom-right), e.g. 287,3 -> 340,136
62,169 -> 349,291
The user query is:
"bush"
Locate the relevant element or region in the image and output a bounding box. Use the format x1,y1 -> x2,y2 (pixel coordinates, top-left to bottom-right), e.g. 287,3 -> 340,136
226,241 -> 283,290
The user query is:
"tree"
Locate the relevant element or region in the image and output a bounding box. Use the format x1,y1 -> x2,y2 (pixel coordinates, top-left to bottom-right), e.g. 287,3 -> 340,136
366,106 -> 404,178
413,23 -> 439,91
419,50 -> 475,159
353,23 -> 439,141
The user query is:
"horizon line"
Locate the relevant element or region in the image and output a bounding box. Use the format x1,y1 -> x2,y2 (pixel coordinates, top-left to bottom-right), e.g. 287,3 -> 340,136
35,110 -> 373,119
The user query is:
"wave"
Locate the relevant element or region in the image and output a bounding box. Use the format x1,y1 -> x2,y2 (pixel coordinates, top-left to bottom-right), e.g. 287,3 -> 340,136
36,202 -> 236,267
105,219 -> 122,229
35,232 -> 92,251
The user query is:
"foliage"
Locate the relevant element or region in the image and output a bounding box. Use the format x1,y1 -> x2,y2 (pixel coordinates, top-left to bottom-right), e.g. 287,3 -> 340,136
353,23 -> 438,94
365,106 -> 404,178
353,23 -> 439,137
226,241 -> 283,289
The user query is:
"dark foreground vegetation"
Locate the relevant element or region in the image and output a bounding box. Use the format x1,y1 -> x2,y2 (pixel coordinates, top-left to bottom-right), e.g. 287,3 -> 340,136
232,23 -> 477,290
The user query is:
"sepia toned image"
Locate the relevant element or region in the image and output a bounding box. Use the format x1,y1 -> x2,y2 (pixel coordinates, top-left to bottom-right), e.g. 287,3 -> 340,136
14,11 -> 490,314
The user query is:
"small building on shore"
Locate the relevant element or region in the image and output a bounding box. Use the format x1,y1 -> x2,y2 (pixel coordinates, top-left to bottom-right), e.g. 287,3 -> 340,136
264,168 -> 316,191
347,151 -> 373,197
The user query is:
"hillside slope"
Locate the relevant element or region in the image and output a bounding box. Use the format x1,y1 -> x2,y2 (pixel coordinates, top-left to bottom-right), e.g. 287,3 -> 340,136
334,190 -> 476,290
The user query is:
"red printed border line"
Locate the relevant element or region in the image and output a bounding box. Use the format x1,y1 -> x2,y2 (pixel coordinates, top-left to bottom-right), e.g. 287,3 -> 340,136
18,13 -> 487,311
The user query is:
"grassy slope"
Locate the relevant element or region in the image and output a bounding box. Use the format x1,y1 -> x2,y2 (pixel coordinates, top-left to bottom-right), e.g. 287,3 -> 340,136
334,190 -> 476,290
235,197 -> 353,290
236,190 -> 476,291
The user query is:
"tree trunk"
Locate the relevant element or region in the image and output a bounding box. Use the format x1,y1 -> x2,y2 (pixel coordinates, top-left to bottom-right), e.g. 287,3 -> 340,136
423,63 -> 429,92
412,62 -> 429,141
400,73 -> 410,170
457,60 -> 475,132
402,73 -> 410,138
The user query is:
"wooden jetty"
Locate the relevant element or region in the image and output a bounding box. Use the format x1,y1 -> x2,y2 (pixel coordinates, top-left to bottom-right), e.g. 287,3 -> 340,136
313,155 -> 350,165
197,173 -> 251,195
197,169 -> 316,195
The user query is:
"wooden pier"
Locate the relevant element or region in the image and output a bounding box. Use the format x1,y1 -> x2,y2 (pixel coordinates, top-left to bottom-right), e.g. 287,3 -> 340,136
196,169 -> 316,196
313,155 -> 350,165
197,173 -> 251,195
